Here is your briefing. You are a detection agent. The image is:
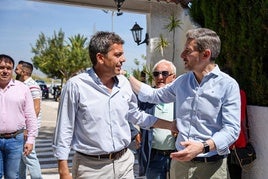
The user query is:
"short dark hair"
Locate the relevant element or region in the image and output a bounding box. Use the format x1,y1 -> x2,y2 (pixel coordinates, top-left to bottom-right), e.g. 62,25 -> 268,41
18,60 -> 25,64
21,61 -> 34,75
0,54 -> 15,67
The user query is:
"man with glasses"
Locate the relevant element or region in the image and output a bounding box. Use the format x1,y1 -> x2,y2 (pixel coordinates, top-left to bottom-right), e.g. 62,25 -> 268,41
15,61 -> 43,179
137,59 -> 177,179
127,28 -> 241,178
0,54 -> 37,178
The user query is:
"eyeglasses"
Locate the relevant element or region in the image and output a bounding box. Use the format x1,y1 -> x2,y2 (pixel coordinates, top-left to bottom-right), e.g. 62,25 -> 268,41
152,71 -> 172,77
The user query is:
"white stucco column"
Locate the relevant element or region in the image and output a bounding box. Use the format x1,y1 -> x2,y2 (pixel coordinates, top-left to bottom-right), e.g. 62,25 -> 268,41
146,3 -> 195,76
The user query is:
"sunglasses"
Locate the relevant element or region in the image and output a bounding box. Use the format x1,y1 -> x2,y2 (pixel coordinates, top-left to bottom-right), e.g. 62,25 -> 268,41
152,71 -> 172,77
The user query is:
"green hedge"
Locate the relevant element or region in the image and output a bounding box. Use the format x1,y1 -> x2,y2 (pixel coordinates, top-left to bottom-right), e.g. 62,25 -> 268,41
189,0 -> 268,106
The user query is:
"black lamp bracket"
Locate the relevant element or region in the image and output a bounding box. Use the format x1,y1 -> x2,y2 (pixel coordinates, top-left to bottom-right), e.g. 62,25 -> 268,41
139,33 -> 149,45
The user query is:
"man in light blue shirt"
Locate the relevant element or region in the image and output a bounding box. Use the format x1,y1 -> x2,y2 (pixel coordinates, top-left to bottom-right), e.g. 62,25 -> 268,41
128,28 -> 241,178
52,31 -> 173,179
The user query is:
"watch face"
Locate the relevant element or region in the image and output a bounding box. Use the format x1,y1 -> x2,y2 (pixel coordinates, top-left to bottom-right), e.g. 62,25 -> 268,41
203,142 -> 209,153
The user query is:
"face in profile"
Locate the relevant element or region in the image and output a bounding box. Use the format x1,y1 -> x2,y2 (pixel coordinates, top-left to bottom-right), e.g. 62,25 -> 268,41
181,39 -> 200,71
15,63 -> 23,80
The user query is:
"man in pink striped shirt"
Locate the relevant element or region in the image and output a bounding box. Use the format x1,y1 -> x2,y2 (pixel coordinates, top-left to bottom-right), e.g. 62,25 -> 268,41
0,54 -> 38,179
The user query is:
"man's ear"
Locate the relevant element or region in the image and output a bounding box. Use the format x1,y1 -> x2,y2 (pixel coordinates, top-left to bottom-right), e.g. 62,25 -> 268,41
96,53 -> 104,64
203,49 -> 211,59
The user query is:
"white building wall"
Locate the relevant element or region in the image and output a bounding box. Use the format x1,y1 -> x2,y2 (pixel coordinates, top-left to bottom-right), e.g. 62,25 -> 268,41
145,3 -> 196,76
243,106 -> 268,179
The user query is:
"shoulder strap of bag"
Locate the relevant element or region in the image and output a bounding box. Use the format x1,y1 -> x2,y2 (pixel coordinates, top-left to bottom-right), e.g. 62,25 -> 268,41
234,90 -> 256,171
234,106 -> 252,170
245,105 -> 250,140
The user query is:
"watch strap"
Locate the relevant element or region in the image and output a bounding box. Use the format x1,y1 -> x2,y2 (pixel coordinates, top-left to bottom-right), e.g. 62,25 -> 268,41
202,141 -> 210,153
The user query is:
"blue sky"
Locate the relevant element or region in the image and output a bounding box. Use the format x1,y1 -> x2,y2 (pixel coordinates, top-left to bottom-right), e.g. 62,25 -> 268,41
0,0 -> 147,76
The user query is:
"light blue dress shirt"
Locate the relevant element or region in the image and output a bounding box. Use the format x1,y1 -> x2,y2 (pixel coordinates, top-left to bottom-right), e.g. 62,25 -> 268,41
138,65 -> 241,157
52,68 -> 157,160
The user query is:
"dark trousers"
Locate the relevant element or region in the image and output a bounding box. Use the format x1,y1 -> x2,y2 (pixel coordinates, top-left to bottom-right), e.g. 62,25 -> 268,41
146,149 -> 173,179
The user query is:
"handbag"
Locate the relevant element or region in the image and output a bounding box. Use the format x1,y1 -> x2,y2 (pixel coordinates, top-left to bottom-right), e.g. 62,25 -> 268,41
230,99 -> 256,168
230,142 -> 256,166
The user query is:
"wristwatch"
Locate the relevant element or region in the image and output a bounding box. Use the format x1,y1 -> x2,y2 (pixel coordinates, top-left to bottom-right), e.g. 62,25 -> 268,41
202,141 -> 210,153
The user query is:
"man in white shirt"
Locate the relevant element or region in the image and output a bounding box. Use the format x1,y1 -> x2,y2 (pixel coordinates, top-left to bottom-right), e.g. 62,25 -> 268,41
15,61 -> 42,179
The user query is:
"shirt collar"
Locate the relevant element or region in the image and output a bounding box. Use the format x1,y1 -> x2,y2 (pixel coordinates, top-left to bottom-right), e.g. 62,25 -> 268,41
1,79 -> 15,91
24,77 -> 32,84
209,64 -> 221,76
196,64 -> 220,78
87,68 -> 119,86
8,79 -> 16,87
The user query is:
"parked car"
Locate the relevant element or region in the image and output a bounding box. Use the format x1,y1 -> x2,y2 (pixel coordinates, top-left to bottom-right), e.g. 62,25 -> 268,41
36,80 -> 46,84
36,80 -> 49,99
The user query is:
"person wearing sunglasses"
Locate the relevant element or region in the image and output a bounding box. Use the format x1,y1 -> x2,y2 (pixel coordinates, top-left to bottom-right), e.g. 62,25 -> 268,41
137,59 -> 177,179
127,28 -> 241,179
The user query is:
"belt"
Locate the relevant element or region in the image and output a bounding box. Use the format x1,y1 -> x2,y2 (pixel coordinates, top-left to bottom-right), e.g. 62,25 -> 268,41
152,148 -> 175,156
192,154 -> 226,163
77,148 -> 127,160
0,129 -> 24,139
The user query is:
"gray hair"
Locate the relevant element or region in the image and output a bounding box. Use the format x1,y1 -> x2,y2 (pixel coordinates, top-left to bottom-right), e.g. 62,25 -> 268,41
152,59 -> 176,75
186,28 -> 221,60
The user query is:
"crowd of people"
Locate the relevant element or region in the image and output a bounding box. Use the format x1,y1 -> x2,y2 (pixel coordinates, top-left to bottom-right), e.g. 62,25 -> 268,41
0,27 -> 245,179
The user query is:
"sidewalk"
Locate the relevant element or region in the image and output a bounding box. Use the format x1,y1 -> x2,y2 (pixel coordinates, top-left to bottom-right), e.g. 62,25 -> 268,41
29,99 -> 60,178
27,174 -> 59,178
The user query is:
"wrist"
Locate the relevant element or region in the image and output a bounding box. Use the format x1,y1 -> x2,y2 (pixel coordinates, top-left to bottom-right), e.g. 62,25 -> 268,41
124,71 -> 130,80
202,141 -> 210,153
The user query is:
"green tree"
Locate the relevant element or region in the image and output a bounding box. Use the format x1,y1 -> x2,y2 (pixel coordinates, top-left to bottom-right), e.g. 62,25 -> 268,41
131,55 -> 154,86
189,0 -> 268,106
31,29 -> 91,84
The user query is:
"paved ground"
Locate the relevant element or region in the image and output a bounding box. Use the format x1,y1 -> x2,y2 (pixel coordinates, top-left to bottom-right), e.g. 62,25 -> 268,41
29,98 -> 60,178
